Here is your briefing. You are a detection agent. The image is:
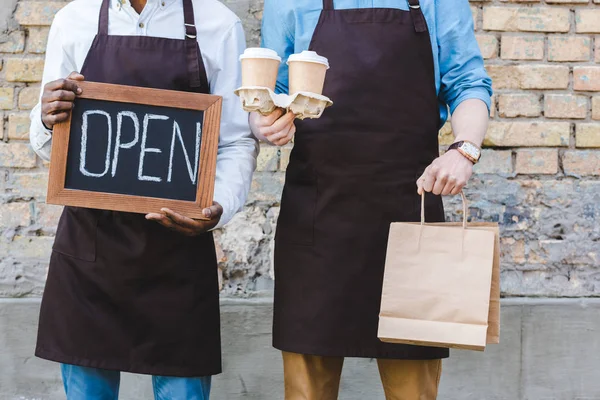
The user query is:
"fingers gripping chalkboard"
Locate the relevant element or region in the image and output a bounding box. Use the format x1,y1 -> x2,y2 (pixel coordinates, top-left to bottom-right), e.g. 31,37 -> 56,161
48,82 -> 222,220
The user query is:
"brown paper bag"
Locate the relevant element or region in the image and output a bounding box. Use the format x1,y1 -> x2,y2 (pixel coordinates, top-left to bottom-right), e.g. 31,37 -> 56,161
378,193 -> 499,351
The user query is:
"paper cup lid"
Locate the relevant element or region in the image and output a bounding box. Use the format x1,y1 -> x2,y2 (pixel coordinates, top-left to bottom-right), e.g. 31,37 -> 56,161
287,51 -> 330,69
239,47 -> 282,62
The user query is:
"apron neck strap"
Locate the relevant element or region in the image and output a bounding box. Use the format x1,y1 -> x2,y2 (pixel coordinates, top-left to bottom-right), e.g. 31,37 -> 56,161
323,0 -> 334,10
96,0 -> 207,89
182,0 -> 205,88
98,0 -> 110,36
407,0 -> 427,33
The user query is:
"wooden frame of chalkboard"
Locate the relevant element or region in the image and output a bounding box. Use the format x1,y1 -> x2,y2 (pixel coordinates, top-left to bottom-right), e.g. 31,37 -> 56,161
47,81 -> 222,220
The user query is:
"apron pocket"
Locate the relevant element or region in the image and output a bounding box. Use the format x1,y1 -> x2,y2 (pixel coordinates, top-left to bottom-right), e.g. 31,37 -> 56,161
52,207 -> 98,262
276,169 -> 317,246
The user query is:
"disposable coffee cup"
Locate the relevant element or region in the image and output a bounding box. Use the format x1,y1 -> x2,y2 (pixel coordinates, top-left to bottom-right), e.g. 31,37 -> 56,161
239,48 -> 282,91
287,51 -> 330,95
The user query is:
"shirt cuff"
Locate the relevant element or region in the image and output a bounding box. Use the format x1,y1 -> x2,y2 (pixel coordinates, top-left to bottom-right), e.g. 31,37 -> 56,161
211,186 -> 236,230
30,115 -> 53,155
449,88 -> 492,116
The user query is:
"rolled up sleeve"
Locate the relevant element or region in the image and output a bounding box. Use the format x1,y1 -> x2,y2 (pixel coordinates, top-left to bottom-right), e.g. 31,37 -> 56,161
436,0 -> 493,116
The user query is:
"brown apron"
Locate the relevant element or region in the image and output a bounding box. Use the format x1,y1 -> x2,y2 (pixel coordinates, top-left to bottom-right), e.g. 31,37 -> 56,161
36,0 -> 222,377
273,0 -> 449,360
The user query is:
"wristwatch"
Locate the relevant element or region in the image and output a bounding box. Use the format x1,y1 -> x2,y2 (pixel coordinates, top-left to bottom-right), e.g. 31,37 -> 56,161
448,140 -> 481,164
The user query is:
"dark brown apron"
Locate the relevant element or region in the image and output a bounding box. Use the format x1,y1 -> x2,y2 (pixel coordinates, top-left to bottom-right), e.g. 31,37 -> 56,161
36,0 -> 222,377
273,0 -> 449,360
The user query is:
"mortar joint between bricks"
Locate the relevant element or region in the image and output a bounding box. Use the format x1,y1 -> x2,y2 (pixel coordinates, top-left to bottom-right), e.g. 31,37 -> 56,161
558,148 -> 566,176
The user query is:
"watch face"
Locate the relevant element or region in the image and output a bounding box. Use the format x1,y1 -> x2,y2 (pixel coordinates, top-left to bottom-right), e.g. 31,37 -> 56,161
461,142 -> 481,159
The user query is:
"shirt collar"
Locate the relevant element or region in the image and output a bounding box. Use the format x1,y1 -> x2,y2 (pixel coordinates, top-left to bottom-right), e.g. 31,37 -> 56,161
112,0 -> 176,10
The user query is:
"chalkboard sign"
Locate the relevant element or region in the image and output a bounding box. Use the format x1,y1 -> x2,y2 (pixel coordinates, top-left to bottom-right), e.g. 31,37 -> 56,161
47,82 -> 221,220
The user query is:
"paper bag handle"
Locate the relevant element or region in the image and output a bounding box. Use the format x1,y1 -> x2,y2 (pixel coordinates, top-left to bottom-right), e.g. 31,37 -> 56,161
420,191 -> 468,229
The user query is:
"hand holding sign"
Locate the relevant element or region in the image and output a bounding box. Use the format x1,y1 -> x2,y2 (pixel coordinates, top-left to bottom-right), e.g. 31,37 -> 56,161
47,82 -> 222,220
41,71 -> 84,130
146,202 -> 223,236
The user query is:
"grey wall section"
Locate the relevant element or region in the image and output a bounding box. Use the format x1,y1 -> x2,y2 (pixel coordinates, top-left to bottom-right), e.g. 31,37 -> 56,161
1,298 -> 600,400
0,0 -> 19,36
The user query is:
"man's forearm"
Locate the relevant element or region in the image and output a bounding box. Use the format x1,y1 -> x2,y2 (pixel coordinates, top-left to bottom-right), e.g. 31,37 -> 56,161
450,98 -> 489,147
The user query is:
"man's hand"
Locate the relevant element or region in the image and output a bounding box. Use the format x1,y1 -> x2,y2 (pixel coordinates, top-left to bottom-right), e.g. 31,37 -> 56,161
249,109 -> 296,146
41,71 -> 84,130
417,150 -> 473,196
146,203 -> 223,236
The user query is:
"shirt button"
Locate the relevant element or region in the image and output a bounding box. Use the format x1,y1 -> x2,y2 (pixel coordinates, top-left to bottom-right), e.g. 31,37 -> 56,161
161,1 -> 165,5
139,22 -> 145,28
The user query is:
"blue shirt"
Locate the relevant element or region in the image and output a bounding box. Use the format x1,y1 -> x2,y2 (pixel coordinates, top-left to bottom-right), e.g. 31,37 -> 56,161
261,0 -> 493,126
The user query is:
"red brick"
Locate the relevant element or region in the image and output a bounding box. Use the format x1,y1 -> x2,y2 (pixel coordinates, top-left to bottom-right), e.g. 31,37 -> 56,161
256,145 -> 279,172
483,7 -> 519,31
498,94 -> 541,117
516,149 -> 559,174
484,122 -> 570,147
574,67 -> 600,91
18,87 -> 40,110
5,58 -> 45,82
576,123 -> 600,148
15,2 -> 67,26
483,7 -> 570,32
520,8 -> 570,32
0,88 -> 15,110
593,97 -> 600,120
487,65 -> 520,89
0,31 -> 25,53
576,10 -> 600,33
438,122 -> 454,146
563,151 -> 600,176
7,113 -> 31,140
519,65 -> 570,90
27,27 -> 50,54
474,150 -> 513,175
471,6 -> 479,30
0,203 -> 31,228
501,35 -> 544,60
0,143 -> 37,168
548,36 -> 591,62
544,95 -> 588,119
8,173 -> 48,198
280,146 -> 293,171
35,203 -> 62,232
476,35 -> 499,59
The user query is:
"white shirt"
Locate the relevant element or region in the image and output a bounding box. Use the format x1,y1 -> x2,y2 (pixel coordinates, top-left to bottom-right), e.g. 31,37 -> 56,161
29,0 -> 258,229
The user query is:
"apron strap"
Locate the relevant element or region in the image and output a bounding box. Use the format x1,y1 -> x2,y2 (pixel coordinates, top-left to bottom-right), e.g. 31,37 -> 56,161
183,0 -> 209,89
323,0 -> 334,10
98,0 -> 110,36
407,0 -> 427,33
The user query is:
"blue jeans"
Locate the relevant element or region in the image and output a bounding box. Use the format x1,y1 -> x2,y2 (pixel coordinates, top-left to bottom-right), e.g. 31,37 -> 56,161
61,364 -> 211,400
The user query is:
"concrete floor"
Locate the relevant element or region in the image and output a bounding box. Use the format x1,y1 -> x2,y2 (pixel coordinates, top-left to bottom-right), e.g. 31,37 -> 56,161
1,297 -> 599,400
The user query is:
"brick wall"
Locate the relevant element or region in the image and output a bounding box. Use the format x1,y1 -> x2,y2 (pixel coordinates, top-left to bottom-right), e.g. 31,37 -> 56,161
0,0 -> 598,298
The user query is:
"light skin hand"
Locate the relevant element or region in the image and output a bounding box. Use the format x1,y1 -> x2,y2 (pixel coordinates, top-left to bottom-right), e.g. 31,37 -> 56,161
41,71 -> 84,130
145,202 -> 223,236
417,99 -> 489,196
249,109 -> 296,146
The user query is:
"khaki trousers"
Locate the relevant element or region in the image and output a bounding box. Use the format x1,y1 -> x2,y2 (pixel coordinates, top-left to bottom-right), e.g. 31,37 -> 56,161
282,352 -> 442,400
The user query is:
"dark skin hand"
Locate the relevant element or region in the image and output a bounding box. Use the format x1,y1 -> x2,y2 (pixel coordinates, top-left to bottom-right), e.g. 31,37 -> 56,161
44,0 -> 213,236
146,203 -> 223,236
41,71 -> 84,130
